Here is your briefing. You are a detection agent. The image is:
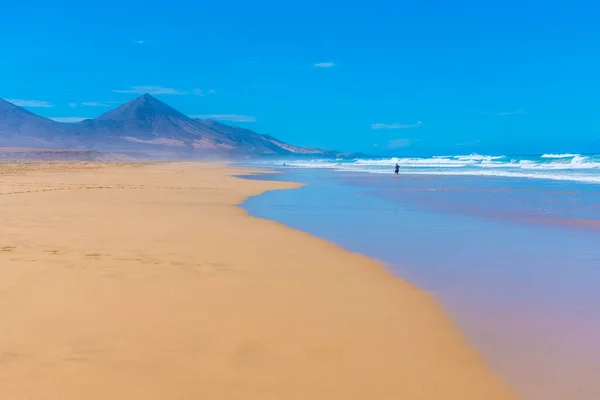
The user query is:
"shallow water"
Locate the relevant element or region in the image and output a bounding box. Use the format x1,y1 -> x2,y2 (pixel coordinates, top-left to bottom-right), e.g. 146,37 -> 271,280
242,169 -> 600,399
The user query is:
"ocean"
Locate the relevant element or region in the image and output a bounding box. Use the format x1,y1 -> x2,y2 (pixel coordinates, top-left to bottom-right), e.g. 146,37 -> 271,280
241,155 -> 600,399
253,153 -> 600,184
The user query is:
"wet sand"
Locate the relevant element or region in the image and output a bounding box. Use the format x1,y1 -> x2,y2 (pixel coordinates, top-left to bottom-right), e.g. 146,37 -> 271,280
0,162 -> 512,399
249,170 -> 600,399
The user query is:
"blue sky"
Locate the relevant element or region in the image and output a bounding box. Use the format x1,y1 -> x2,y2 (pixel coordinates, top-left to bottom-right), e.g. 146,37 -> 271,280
1,0 -> 599,155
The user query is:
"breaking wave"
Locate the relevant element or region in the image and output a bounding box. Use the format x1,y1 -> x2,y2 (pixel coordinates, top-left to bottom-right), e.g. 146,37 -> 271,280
257,154 -> 600,184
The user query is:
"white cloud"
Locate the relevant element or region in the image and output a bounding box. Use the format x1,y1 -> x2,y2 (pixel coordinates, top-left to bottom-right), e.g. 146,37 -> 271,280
7,99 -> 54,108
49,117 -> 87,123
483,109 -> 525,116
496,109 -> 525,116
388,139 -> 412,148
113,86 -> 206,96
113,86 -> 187,95
371,121 -> 422,129
132,40 -> 146,45
314,62 -> 335,68
192,114 -> 257,123
67,101 -> 114,108
82,101 -> 111,107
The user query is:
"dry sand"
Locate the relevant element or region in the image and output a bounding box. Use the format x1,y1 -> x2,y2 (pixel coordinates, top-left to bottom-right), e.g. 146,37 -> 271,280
0,162 -> 513,399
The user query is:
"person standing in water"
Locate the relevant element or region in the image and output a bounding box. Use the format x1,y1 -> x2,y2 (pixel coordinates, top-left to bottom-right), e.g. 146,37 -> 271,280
394,163 -> 400,175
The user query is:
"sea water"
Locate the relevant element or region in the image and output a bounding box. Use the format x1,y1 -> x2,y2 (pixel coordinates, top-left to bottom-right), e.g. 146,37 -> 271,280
254,153 -> 600,184
242,159 -> 600,399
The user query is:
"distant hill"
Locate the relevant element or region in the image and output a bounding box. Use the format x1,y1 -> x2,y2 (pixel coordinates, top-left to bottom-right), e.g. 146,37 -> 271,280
0,147 -> 134,162
0,94 -> 356,158
0,98 -> 75,147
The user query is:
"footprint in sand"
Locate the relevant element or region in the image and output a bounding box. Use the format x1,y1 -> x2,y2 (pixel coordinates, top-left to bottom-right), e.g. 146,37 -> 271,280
85,253 -> 107,260
0,352 -> 21,364
209,262 -> 235,271
44,249 -> 68,256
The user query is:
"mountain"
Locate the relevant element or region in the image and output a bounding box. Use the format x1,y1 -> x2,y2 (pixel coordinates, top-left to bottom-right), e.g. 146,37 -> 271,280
0,94 -> 353,157
0,98 -> 75,147
192,119 -> 342,156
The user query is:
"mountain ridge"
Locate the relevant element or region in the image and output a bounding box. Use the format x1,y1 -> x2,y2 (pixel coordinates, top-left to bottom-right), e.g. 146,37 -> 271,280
0,94 -> 357,157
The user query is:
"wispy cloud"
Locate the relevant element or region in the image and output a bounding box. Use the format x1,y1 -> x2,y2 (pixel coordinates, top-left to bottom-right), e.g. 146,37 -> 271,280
49,117 -> 87,123
112,86 -> 193,95
388,139 -> 412,148
199,89 -> 217,95
371,121 -> 422,129
113,86 -> 208,96
132,40 -> 146,45
496,109 -> 525,116
81,101 -> 111,107
314,62 -> 336,68
7,99 -> 53,108
67,101 -> 116,108
192,114 -> 257,123
483,109 -> 525,116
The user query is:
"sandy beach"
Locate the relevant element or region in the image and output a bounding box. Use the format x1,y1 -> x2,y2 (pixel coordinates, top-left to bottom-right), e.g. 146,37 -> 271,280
0,162 -> 512,399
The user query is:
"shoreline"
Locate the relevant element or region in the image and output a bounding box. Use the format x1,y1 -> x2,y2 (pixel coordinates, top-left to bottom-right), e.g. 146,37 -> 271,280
0,162 -> 512,399
243,167 -> 600,399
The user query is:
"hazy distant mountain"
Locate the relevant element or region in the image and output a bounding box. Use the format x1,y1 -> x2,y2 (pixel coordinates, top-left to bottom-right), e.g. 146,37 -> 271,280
193,119 -> 342,156
0,98 -> 75,147
0,94 -> 353,157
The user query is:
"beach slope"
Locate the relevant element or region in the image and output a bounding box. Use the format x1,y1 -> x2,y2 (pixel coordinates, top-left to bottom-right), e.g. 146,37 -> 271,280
0,162 -> 512,399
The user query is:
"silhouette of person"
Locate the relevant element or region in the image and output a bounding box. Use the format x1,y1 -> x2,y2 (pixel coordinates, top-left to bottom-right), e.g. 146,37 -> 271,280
394,163 -> 400,175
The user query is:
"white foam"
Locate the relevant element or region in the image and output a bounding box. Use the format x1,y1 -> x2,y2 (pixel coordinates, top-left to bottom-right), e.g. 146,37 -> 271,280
541,153 -> 579,158
453,154 -> 504,161
399,170 -> 600,184
259,153 -> 600,185
332,168 -> 600,184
